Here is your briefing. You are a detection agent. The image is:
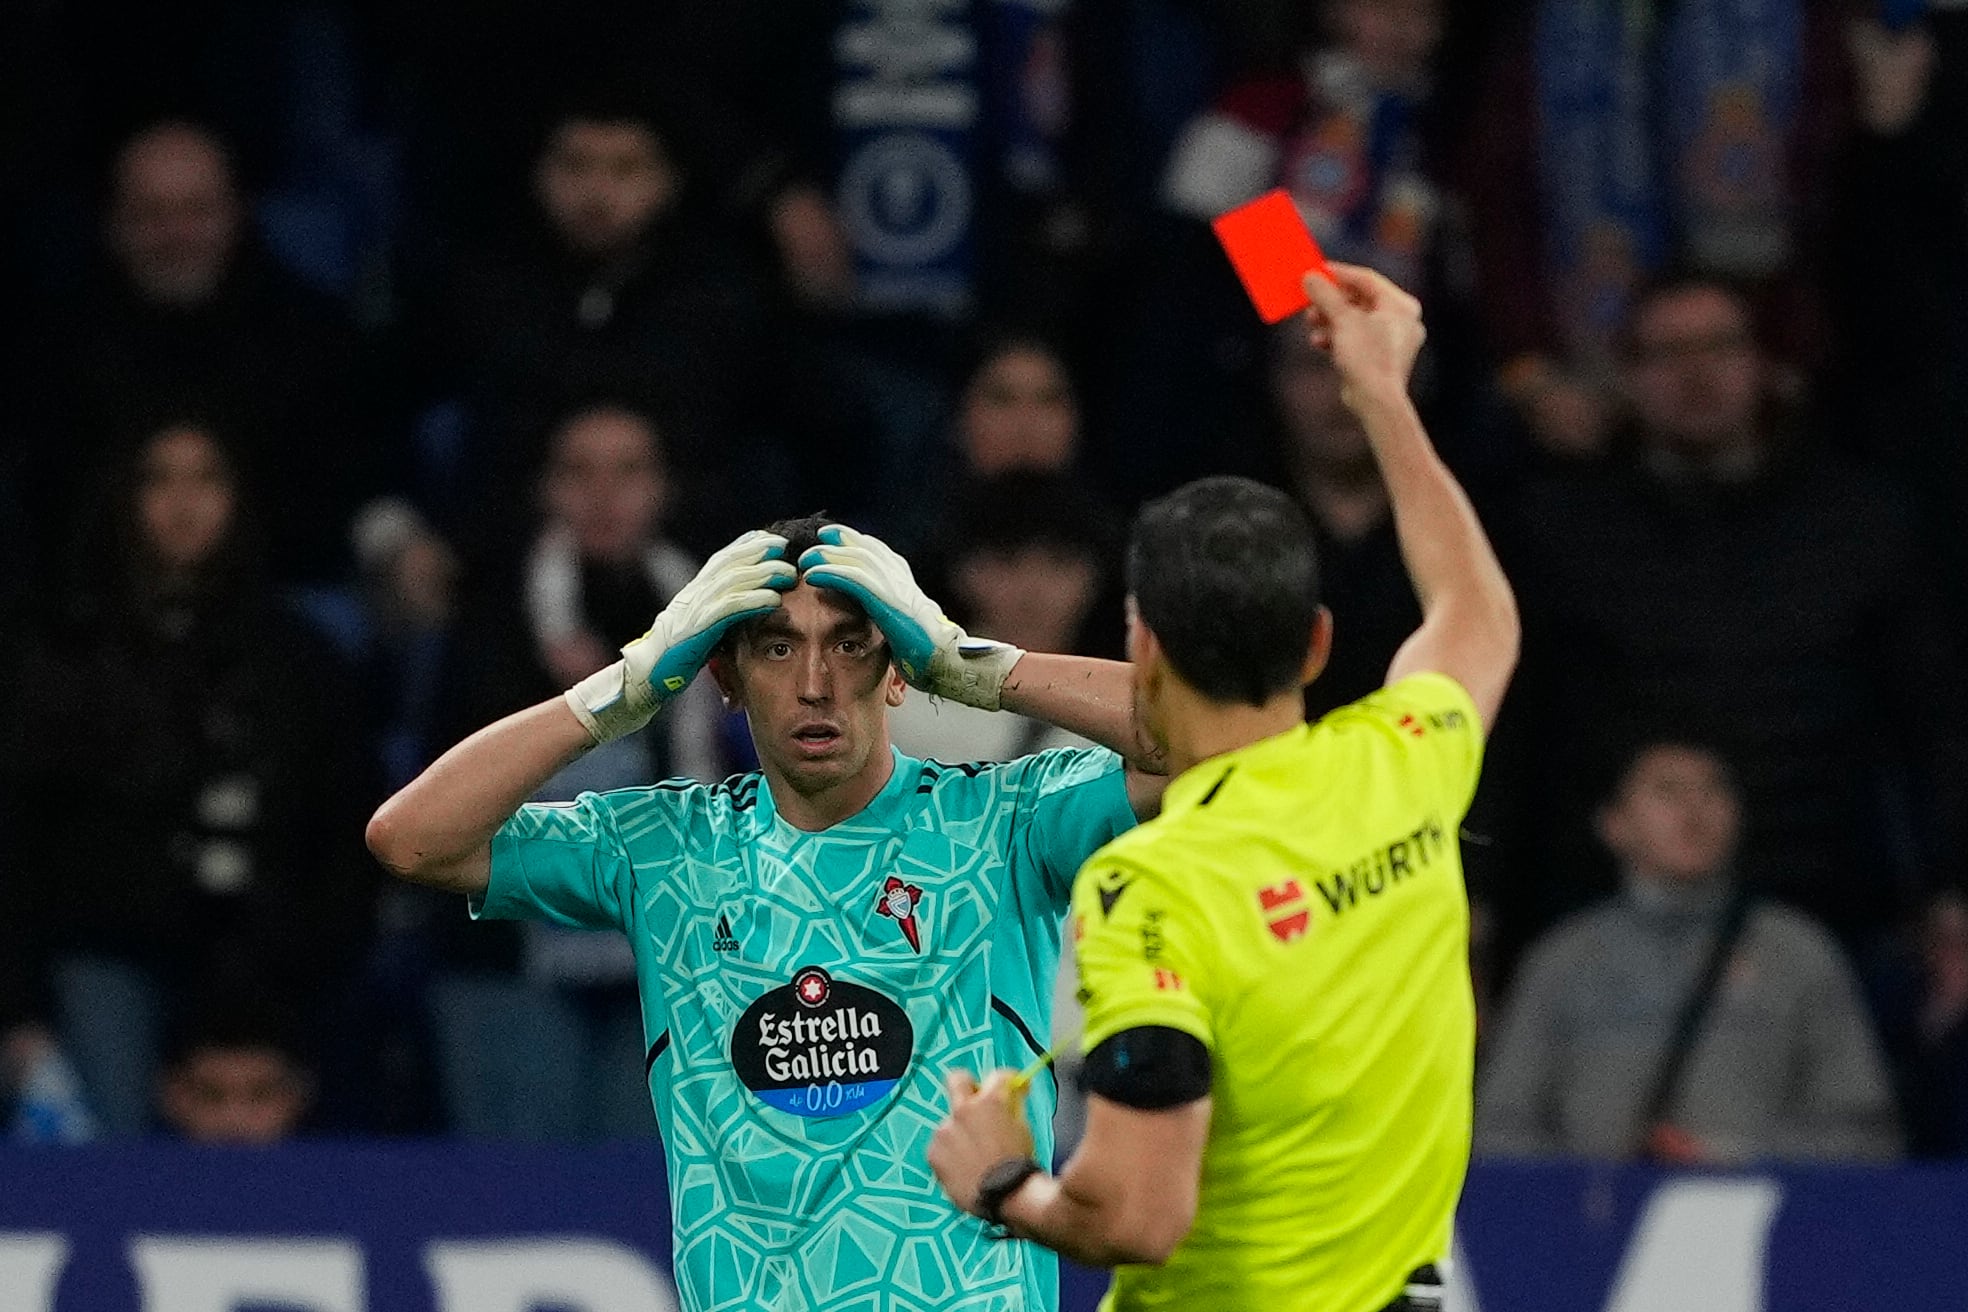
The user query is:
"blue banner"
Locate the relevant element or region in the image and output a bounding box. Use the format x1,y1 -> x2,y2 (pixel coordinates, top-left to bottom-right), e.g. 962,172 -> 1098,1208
2,1145 -> 1964,1310
834,0 -> 981,318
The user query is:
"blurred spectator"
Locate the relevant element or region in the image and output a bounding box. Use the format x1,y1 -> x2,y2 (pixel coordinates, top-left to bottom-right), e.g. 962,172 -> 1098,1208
379,0 -> 802,252
661,0 -> 1125,534
1260,324 -> 1421,716
895,331 -> 1095,545
1832,9 -> 1968,611
2,1026 -> 97,1145
1162,0 -> 1448,295
890,470 -> 1116,764
421,90 -> 780,555
25,119 -> 371,583
0,421 -> 376,1135
1477,741 -> 1900,1163
958,333 -> 1085,478
1871,889 -> 1968,1158
1104,0 -> 1464,511
443,403 -> 725,787
1502,273 -> 1968,941
158,1004 -> 315,1146
349,498 -> 459,791
309,491 -> 461,1135
427,402 -> 725,1140
1464,0 -> 1852,455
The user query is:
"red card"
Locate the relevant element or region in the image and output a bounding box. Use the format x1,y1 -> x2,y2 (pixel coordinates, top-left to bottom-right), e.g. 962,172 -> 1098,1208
1211,190 -> 1333,324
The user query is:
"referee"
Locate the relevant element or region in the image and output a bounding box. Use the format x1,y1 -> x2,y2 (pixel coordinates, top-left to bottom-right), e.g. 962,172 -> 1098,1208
929,264 -> 1519,1312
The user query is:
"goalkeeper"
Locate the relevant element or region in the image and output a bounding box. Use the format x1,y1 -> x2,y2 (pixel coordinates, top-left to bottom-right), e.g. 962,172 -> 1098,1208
368,515 -> 1165,1312
929,265 -> 1520,1312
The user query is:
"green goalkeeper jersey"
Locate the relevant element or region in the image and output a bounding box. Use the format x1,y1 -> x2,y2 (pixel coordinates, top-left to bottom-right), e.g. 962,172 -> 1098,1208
475,745 -> 1135,1312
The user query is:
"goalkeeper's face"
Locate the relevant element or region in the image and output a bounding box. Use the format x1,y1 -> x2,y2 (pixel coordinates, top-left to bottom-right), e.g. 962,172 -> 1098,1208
720,583 -> 908,797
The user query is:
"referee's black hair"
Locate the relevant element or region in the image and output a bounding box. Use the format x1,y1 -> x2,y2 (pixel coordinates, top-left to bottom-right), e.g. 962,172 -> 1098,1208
1127,476 -> 1321,706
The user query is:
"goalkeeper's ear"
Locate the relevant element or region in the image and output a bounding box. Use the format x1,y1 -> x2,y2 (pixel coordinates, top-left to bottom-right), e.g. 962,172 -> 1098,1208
708,651 -> 743,711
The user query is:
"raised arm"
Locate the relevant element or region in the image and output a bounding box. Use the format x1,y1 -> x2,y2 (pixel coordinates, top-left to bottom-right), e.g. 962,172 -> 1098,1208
366,700 -> 593,896
366,531 -> 797,895
1303,267 -> 1520,730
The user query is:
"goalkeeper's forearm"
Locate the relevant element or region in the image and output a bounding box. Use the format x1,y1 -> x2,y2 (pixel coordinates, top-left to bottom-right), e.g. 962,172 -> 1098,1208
365,698 -> 594,896
999,654 -> 1164,772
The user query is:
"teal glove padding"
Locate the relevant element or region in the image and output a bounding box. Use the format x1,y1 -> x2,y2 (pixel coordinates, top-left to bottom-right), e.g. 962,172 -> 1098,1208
799,524 -> 1024,711
564,530 -> 797,744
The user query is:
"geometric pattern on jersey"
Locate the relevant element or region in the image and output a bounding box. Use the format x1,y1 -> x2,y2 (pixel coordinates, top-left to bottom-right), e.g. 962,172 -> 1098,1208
480,745 -> 1134,1312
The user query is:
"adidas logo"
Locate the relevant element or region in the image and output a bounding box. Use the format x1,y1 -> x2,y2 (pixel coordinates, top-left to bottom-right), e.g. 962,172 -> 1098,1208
713,914 -> 740,954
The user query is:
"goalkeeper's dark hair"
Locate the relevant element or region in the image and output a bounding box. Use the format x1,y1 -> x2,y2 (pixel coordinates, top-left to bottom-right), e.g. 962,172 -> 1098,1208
1126,476 -> 1321,706
716,513 -> 861,659
764,513 -> 833,568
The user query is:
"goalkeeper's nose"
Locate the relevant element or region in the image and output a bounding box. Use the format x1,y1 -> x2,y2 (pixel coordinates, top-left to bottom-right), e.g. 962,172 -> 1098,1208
797,646 -> 837,705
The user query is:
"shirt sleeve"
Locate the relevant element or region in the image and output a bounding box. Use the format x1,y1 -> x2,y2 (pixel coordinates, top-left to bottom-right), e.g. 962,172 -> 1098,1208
1011,746 -> 1138,906
473,792 -> 639,932
1071,856 -> 1216,1055
1352,672 -> 1488,820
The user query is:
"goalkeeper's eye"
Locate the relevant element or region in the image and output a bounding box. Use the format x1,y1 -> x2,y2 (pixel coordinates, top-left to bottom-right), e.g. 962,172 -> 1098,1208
764,640 -> 794,660
837,638 -> 870,658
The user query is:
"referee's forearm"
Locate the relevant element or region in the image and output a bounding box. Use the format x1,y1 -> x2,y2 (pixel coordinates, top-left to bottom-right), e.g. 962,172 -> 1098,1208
999,1170 -> 1184,1268
1351,389 -> 1514,628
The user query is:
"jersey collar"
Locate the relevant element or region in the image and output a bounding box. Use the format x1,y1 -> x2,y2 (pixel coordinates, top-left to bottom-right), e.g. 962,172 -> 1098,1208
755,746 -> 920,836
1161,722 -> 1312,816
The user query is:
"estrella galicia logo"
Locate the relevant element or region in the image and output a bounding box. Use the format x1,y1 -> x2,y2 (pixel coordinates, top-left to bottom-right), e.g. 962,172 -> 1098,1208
731,966 -> 914,1119
712,914 -> 739,954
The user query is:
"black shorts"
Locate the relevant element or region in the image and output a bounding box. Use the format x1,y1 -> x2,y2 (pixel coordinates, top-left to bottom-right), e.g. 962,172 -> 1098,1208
1377,1266 -> 1444,1312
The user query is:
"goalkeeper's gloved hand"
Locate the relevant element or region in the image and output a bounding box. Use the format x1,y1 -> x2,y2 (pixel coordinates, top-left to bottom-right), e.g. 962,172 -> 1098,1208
564,530 -> 797,745
799,524 -> 1024,711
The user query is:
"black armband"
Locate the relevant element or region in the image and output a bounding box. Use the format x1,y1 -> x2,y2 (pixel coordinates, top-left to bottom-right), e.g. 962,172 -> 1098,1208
1078,1026 -> 1212,1109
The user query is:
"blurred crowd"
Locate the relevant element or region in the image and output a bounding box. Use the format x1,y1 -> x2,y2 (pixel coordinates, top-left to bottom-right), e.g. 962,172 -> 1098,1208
2,0 -> 1966,1162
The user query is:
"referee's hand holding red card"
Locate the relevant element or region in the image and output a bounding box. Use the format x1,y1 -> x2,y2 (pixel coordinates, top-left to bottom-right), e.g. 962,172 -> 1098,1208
1301,263 -> 1427,407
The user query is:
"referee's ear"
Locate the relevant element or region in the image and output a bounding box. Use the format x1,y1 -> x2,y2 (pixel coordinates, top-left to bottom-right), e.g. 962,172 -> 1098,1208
1299,607 -> 1333,688
1124,596 -> 1152,668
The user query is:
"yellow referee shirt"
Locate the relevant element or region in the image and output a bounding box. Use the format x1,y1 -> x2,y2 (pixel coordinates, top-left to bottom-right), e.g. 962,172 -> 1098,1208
1070,672 -> 1484,1312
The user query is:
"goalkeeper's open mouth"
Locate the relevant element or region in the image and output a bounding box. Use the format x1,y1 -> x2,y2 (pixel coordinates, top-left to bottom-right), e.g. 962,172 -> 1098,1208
790,720 -> 845,757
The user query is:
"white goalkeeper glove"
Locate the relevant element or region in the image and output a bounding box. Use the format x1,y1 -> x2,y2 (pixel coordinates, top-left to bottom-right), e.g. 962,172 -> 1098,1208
799,524 -> 1024,711
564,530 -> 797,744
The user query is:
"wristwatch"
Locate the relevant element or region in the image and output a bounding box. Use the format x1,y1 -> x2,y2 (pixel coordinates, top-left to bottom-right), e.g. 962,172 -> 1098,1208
975,1156 -> 1044,1227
